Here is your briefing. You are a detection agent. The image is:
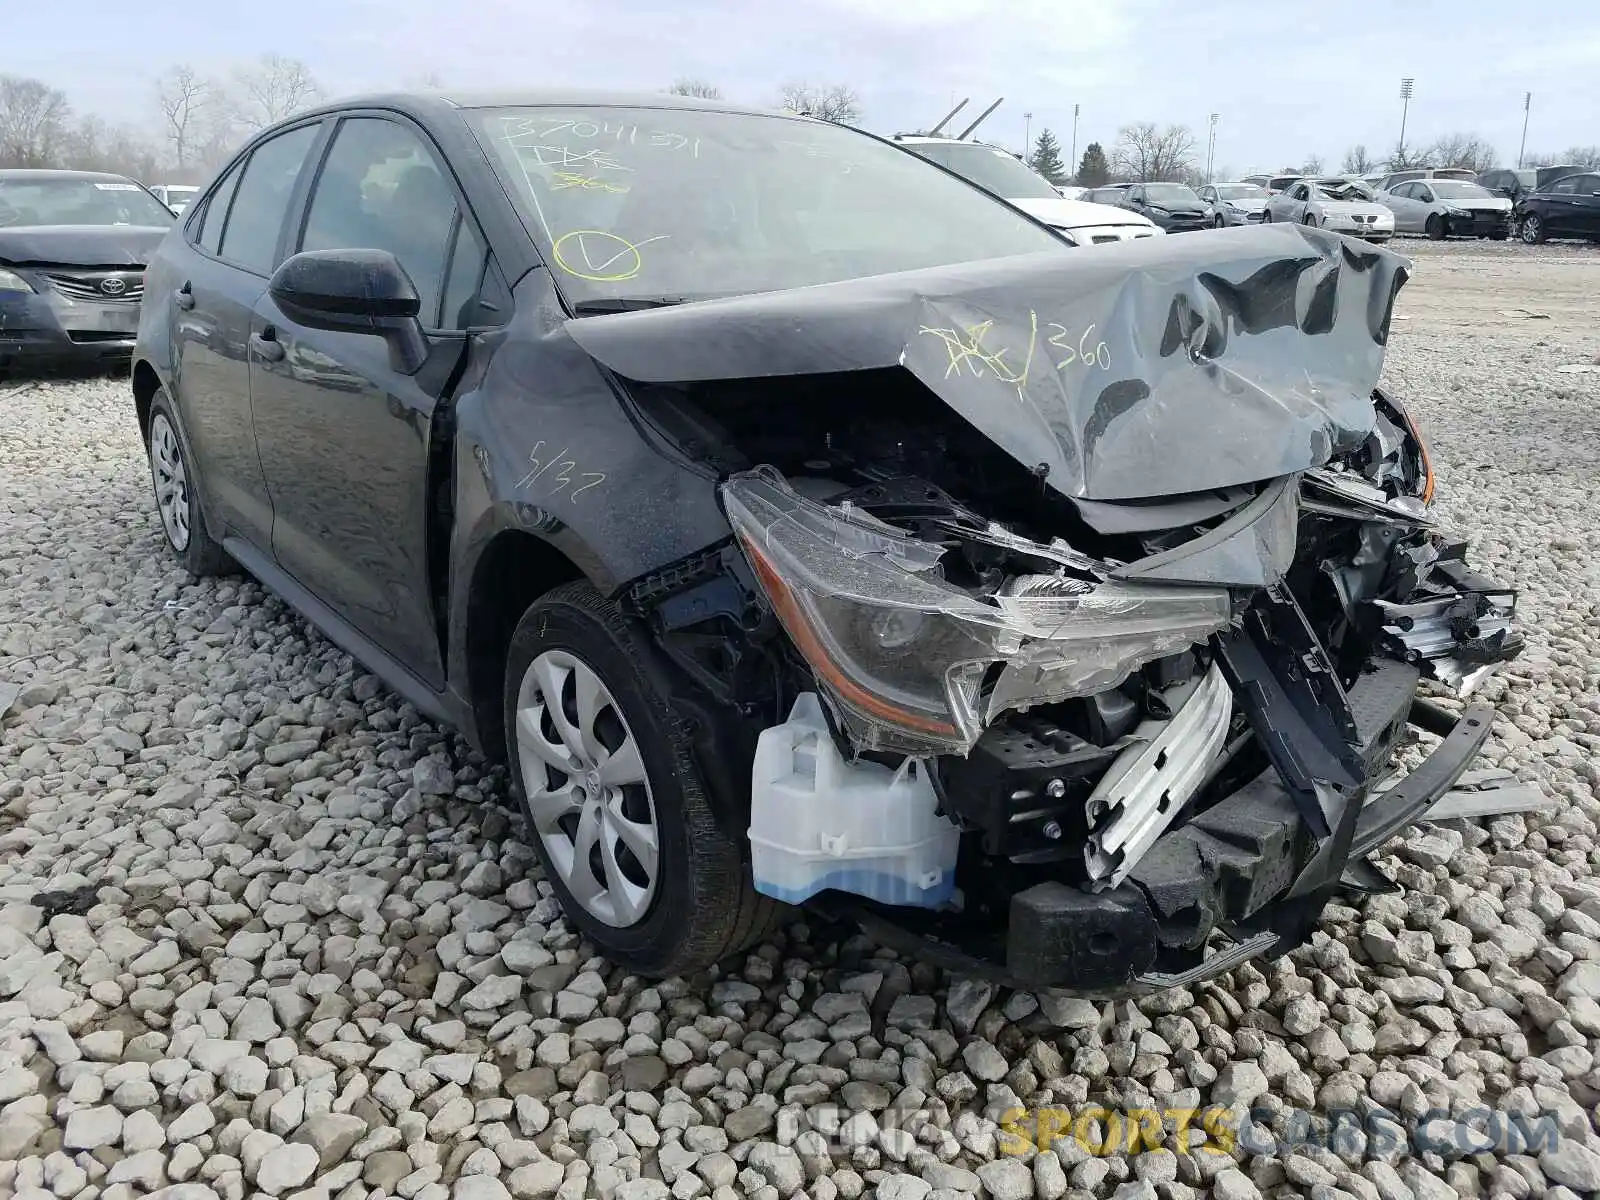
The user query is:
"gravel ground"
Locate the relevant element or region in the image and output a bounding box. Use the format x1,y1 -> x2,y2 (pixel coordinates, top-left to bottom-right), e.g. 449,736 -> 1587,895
3,244 -> 1600,1200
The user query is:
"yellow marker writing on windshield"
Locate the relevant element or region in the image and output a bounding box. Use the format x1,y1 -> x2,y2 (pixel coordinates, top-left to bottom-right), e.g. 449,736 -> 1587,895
552,172 -> 630,193
551,230 -> 669,283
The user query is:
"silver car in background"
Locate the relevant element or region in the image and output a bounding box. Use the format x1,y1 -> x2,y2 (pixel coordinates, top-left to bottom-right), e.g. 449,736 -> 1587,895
1199,182 -> 1270,227
1264,178 -> 1394,241
1379,178 -> 1513,239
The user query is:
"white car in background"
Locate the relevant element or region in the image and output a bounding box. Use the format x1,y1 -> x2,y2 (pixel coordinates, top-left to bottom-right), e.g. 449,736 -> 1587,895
1198,182 -> 1271,227
894,135 -> 1162,245
148,184 -> 200,214
1264,177 -> 1394,242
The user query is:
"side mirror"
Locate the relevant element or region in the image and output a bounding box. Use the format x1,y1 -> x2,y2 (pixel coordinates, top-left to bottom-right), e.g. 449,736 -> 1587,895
268,248 -> 429,375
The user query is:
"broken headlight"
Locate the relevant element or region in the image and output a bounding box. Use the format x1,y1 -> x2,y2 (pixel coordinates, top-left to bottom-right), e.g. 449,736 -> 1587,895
723,467 -> 1234,755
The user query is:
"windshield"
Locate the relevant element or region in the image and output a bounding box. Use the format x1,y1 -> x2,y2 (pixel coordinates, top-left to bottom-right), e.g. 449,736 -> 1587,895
1215,184 -> 1267,200
1314,180 -> 1374,200
469,107 -> 1064,305
906,142 -> 1061,200
1429,181 -> 1494,199
1143,183 -> 1201,205
0,177 -> 175,228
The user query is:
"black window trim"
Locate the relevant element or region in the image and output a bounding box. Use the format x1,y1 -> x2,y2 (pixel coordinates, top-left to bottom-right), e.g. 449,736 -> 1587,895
183,117 -> 331,277
290,109 -> 492,338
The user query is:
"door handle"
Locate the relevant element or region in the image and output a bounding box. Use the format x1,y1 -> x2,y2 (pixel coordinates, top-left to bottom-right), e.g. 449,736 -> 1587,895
175,282 -> 195,310
249,327 -> 285,363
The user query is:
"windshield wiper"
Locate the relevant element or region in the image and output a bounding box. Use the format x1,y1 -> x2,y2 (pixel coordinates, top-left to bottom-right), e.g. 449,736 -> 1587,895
571,296 -> 698,315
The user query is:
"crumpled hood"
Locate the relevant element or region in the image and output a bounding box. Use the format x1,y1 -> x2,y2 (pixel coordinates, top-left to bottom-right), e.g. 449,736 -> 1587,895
1008,196 -> 1158,232
0,225 -> 168,268
1223,198 -> 1269,214
566,223 -> 1410,501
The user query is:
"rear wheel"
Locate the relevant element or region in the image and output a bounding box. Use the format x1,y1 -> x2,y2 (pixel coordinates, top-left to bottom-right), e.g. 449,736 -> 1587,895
1519,215 -> 1546,244
1425,214 -> 1447,240
502,581 -> 780,976
146,391 -> 230,577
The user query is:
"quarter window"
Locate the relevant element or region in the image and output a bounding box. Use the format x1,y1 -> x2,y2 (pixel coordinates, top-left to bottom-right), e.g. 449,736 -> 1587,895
220,124 -> 320,275
300,117 -> 460,328
197,160 -> 244,256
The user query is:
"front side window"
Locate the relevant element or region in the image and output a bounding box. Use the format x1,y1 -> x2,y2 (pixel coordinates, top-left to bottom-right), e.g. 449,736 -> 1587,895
0,176 -> 175,228
1142,183 -> 1200,206
300,117 -> 461,327
468,106 -> 1062,306
220,124 -> 320,275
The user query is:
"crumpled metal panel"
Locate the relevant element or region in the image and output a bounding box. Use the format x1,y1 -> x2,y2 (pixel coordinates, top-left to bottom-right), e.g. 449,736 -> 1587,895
565,224 -> 1410,501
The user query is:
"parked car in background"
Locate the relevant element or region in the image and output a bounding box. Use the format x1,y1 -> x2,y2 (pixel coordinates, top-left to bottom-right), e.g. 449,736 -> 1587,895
1121,181 -> 1212,232
0,169 -> 175,372
132,88 -> 1522,998
1055,184 -> 1087,200
1478,165 -> 1585,203
895,137 -> 1160,243
1083,185 -> 1131,206
1379,178 -> 1512,239
150,184 -> 202,214
1241,173 -> 1304,194
1264,178 -> 1393,241
1374,167 -> 1478,193
1515,171 -> 1600,243
1198,182 -> 1270,227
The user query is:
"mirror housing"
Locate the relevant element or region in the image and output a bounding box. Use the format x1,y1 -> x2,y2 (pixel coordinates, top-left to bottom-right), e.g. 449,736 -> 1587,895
268,248 -> 429,375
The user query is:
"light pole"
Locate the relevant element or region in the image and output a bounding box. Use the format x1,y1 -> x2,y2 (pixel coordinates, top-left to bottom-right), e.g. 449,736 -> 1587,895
1071,104 -> 1080,177
1398,78 -> 1414,160
1206,113 -> 1219,183
1024,111 -> 1033,159
1518,92 -> 1532,168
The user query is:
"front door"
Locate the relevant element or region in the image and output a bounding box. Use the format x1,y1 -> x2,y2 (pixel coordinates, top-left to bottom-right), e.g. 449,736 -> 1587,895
247,114 -> 485,687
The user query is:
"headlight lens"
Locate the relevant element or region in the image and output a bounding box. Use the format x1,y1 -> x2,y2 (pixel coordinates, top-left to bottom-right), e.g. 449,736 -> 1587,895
0,268 -> 34,293
723,468 -> 1232,755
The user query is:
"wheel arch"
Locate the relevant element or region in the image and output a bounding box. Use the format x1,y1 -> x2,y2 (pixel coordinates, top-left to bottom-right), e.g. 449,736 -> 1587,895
461,526 -> 587,763
131,358 -> 164,440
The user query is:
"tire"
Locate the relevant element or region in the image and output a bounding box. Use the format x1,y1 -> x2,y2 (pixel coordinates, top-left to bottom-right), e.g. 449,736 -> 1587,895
502,581 -> 781,976
1302,212 -> 1318,227
1261,208 -> 1272,223
1520,215 -> 1546,244
1425,214 -> 1446,240
146,390 -> 231,577
1213,215 -> 1226,229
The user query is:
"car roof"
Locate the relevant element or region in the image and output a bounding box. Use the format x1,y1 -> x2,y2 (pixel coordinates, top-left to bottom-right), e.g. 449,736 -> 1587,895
293,88 -> 804,123
0,168 -> 139,183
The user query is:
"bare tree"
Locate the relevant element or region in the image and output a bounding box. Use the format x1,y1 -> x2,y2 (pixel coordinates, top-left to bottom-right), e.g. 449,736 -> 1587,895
1300,154 -> 1325,176
155,65 -> 210,170
777,82 -> 862,124
228,54 -> 323,132
1426,132 -> 1496,174
1385,141 -> 1434,171
1563,145 -> 1600,169
1112,122 -> 1196,182
60,114 -> 160,178
0,74 -> 71,167
668,78 -> 723,100
1341,144 -> 1376,175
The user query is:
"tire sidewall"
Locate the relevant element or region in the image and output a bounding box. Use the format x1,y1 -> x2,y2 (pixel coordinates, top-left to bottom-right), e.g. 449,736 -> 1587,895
1426,215 -> 1445,240
501,590 -> 716,971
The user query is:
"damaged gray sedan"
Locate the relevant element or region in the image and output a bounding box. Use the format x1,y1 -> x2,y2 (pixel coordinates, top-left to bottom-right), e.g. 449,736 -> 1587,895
136,93 -> 1521,995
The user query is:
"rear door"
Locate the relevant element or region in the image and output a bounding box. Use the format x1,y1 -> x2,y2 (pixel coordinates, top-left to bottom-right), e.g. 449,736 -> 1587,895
1541,176 -> 1587,236
247,112 -> 492,686
1568,174 -> 1600,237
170,122 -> 323,549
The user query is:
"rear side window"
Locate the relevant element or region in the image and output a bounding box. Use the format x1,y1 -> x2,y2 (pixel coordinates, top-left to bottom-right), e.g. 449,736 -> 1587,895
220,124 -> 320,275
1578,175 -> 1600,197
197,161 -> 244,255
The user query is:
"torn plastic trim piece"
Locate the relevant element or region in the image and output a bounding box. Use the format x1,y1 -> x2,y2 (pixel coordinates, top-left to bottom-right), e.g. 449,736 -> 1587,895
723,466 -> 1233,756
1110,474 -> 1301,587
1302,469 -> 1434,525
1083,662 -> 1234,892
1132,930 -> 1281,990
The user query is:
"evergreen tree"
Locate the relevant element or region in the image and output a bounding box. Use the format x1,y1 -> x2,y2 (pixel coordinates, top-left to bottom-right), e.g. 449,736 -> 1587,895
1028,128 -> 1067,185
1076,141 -> 1110,186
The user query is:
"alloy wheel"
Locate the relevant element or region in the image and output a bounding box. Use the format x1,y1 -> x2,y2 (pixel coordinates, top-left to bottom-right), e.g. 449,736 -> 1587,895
149,412 -> 191,551
514,649 -> 659,927
1520,216 -> 1543,244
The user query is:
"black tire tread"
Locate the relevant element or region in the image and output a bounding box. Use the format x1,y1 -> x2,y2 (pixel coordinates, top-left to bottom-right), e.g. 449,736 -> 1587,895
505,580 -> 783,977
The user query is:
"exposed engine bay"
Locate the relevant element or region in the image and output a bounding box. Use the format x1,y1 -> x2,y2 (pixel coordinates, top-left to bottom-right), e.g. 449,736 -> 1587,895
588,228 -> 1524,994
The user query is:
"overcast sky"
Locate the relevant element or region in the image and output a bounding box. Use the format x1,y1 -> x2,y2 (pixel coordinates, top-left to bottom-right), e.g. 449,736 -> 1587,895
12,0 -> 1599,174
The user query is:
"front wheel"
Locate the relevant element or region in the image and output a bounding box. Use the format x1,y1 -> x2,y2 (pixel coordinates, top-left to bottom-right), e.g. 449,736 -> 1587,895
146,391 -> 231,577
502,581 -> 781,976
1214,215 -> 1226,229
1425,214 -> 1447,240
1302,212 -> 1318,227
1519,215 -> 1546,244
